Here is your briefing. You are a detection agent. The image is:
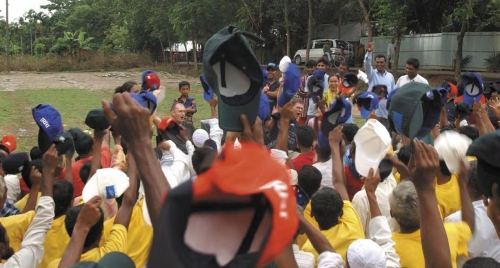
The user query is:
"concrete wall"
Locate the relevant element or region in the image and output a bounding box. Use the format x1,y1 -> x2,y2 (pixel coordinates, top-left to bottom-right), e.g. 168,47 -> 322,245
360,32 -> 500,71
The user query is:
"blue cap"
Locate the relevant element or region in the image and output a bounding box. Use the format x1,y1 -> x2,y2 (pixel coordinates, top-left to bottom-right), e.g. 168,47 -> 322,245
308,70 -> 326,103
317,131 -> 329,148
356,92 -> 379,119
320,97 -> 352,136
462,72 -> 483,106
294,185 -> 310,207
32,104 -> 63,141
109,91 -> 157,115
266,63 -> 277,70
386,87 -> 400,109
200,75 -> 214,102
278,63 -> 300,107
258,91 -> 270,121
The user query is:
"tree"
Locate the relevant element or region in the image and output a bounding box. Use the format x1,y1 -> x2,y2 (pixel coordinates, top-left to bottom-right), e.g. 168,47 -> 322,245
284,0 -> 290,57
358,0 -> 373,41
453,0 -> 475,81
305,0 -> 312,62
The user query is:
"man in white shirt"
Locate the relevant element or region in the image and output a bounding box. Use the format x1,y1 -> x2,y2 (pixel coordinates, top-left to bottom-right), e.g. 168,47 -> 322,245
445,161 -> 500,266
395,58 -> 429,87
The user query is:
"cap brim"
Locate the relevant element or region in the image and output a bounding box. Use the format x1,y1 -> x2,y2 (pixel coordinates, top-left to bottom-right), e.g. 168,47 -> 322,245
360,108 -> 371,119
476,159 -> 500,197
355,155 -> 380,178
217,93 -> 260,132
462,93 -> 483,106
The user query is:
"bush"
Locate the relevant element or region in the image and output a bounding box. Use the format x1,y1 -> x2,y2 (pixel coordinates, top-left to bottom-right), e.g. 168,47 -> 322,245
484,53 -> 500,73
0,52 -> 153,72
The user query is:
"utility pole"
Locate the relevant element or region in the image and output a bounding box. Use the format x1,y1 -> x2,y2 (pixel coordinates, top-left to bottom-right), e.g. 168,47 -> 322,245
6,0 -> 10,74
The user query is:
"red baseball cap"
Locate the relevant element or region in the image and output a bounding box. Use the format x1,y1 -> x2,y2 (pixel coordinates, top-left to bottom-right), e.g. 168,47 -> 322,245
1,134 -> 16,154
143,71 -> 161,91
157,116 -> 177,132
147,142 -> 298,268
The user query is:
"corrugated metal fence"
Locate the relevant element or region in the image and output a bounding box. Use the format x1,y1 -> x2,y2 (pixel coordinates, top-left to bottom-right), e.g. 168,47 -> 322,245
360,32 -> 500,71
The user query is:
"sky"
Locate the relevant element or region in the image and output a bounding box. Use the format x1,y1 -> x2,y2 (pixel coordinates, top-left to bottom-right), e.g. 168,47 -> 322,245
0,0 -> 50,22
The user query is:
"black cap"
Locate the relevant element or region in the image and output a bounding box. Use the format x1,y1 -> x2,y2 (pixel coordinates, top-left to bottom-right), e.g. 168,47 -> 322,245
466,130 -> 500,197
85,109 -> 110,131
2,152 -> 29,176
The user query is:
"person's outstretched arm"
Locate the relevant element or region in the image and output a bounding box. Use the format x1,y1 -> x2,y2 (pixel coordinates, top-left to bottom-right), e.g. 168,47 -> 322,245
364,42 -> 374,79
329,126 -> 349,201
412,140 -> 452,268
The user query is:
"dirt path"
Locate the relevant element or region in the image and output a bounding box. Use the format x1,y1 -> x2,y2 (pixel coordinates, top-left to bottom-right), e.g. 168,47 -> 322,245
0,71 -> 199,91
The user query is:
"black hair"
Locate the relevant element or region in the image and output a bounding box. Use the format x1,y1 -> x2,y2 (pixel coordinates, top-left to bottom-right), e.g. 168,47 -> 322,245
178,81 -> 191,90
406,58 -> 420,69
29,146 -> 42,160
375,54 -> 387,62
463,257 -> 500,268
310,188 -> 344,230
192,147 -> 216,175
53,180 -> 74,218
328,74 -> 340,82
79,162 -> 92,184
339,62 -> 349,69
0,225 -> 14,260
316,58 -> 329,67
341,123 -> 359,143
75,134 -> 94,156
459,126 -> 479,141
315,143 -> 331,162
65,205 -> 104,249
298,165 -> 322,198
114,81 -> 138,94
305,60 -> 316,67
397,145 -> 412,166
296,125 -> 314,148
467,161 -> 482,199
440,124 -> 456,133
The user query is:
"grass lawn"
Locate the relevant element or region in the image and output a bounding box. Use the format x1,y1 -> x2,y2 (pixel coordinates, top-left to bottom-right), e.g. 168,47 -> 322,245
0,85 -> 365,153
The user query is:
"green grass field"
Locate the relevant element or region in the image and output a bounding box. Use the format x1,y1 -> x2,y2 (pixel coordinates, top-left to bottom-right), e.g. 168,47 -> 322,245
0,85 -> 364,153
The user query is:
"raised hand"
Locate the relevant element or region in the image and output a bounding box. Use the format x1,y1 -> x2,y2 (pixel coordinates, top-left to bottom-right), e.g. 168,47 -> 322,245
411,139 -> 440,190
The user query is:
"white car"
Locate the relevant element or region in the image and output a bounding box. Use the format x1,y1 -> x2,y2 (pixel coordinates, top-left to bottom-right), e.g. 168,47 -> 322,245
293,39 -> 353,65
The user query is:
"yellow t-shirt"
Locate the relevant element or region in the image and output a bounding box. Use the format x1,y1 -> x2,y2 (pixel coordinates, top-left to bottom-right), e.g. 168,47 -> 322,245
392,221 -> 471,268
297,201 -> 319,248
126,199 -> 153,268
14,192 -> 42,211
436,174 -> 461,219
38,215 -> 71,268
0,211 -> 35,253
47,224 -> 128,268
394,172 -> 401,184
301,201 -> 364,263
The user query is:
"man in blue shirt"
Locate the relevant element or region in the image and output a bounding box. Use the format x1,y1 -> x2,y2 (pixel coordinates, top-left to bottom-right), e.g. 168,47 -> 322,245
364,42 -> 395,131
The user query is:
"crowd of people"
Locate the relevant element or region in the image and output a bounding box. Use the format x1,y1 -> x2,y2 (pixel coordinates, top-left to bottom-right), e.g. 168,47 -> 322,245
0,26 -> 500,268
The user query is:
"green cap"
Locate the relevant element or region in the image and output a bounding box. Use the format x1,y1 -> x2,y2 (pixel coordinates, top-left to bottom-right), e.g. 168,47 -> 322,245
71,252 -> 135,268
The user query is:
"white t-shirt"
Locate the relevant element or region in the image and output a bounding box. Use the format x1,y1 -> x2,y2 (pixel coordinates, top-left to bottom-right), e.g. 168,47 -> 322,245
395,74 -> 429,88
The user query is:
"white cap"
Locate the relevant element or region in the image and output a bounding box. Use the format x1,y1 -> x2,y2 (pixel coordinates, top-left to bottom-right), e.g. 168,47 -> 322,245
192,129 -> 209,148
4,174 -> 20,203
434,131 -> 472,173
347,239 -> 386,268
279,56 -> 291,72
353,119 -> 391,177
82,168 -> 130,203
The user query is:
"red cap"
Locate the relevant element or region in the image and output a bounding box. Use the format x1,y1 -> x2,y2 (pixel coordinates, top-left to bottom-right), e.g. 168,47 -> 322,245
157,116 -> 177,132
144,73 -> 161,90
454,94 -> 486,105
192,142 -> 298,266
1,134 -> 16,153
448,82 -> 458,98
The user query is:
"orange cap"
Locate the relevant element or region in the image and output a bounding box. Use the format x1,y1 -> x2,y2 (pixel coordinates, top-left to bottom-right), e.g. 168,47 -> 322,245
1,134 -> 16,153
157,116 -> 177,132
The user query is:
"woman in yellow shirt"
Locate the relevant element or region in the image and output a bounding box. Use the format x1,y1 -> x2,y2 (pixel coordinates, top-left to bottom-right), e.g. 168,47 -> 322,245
323,75 -> 340,107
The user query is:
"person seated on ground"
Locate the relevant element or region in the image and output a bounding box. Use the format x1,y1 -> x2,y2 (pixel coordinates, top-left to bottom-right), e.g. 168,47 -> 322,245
390,154 -> 474,268
445,161 -> 500,266
301,126 -> 364,262
47,154 -> 138,268
292,125 -> 316,172
0,145 -> 58,268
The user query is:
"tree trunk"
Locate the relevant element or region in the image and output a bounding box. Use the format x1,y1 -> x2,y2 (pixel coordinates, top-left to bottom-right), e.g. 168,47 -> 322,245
393,34 -> 402,77
338,15 -> 342,39
159,38 -> 166,64
306,0 -> 313,62
167,31 -> 173,68
193,39 -> 198,71
455,21 -> 467,81
284,0 -> 291,57
184,42 -> 189,69
357,0 -> 372,41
